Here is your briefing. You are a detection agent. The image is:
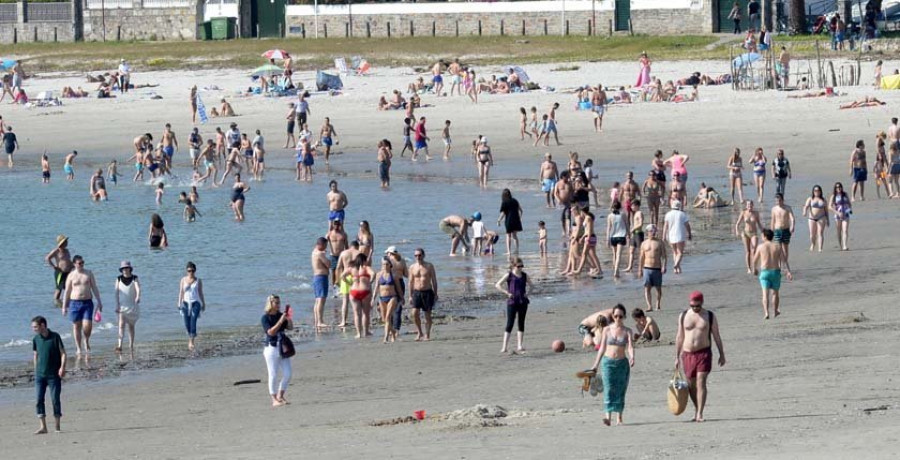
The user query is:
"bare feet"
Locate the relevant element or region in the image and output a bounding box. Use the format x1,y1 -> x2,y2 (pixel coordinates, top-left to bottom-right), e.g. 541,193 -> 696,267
272,400 -> 286,407
34,427 -> 48,435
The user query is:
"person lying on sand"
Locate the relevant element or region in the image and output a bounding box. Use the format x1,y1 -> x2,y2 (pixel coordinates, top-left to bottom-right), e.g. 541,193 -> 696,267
788,89 -> 843,99
612,87 -> 632,104
62,86 -> 89,98
840,97 -> 885,109
672,85 -> 699,103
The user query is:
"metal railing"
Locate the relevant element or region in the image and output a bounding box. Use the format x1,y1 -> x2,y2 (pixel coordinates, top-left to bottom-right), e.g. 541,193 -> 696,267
0,3 -> 16,23
142,0 -> 195,8
27,2 -> 72,21
85,0 -> 134,9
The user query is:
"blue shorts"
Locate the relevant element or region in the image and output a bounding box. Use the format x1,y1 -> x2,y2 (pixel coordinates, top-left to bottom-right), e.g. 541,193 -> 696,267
542,178 -> 557,193
68,299 -> 94,323
64,165 -> 74,175
433,74 -> 443,84
329,209 -> 345,223
302,154 -> 314,166
163,146 -> 175,157
759,269 -> 782,291
328,254 -> 339,271
313,274 -> 329,299
322,137 -> 333,147
415,139 -> 427,150
853,167 -> 868,183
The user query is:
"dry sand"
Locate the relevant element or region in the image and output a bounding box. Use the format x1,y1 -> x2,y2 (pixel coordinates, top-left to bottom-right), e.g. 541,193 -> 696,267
2,59 -> 900,459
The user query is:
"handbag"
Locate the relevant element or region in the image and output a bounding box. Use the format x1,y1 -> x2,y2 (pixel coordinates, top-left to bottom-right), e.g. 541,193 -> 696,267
278,332 -> 296,359
667,367 -> 690,416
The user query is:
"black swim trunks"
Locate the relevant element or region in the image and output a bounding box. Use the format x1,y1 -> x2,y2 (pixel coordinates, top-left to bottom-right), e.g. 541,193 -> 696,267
412,289 -> 436,312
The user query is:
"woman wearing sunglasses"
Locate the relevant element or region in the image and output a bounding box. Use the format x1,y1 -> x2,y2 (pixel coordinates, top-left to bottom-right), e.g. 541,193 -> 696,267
589,304 -> 635,426
495,257 -> 534,354
829,182 -> 852,251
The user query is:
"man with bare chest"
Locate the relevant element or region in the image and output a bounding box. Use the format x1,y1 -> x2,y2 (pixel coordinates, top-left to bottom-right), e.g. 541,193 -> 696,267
62,255 -> 103,355
674,291 -> 725,423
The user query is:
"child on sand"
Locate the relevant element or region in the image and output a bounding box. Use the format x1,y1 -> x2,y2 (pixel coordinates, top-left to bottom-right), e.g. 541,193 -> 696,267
441,120 -> 452,161
579,310 -> 612,349
631,308 -> 660,342
155,182 -> 165,205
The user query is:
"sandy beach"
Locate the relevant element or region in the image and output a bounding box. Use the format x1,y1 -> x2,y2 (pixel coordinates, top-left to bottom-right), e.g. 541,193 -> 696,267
2,58 -> 900,458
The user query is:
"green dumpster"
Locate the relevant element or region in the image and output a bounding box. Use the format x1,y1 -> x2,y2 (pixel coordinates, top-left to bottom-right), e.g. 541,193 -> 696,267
199,21 -> 212,40
211,17 -> 236,40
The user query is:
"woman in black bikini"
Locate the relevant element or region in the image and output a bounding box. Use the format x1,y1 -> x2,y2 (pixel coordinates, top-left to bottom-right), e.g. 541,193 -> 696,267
148,213 -> 168,249
802,185 -> 829,252
476,137 -> 493,188
231,173 -> 249,222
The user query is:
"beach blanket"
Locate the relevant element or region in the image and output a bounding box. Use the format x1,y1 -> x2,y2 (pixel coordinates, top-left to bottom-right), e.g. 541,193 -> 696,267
196,95 -> 209,124
881,74 -> 900,90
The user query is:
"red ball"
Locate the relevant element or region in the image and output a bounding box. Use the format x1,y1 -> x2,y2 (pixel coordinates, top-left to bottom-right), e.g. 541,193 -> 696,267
552,340 -> 565,353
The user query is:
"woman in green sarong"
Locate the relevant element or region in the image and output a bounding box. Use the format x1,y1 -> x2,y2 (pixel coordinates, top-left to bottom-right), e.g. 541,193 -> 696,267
589,303 -> 635,426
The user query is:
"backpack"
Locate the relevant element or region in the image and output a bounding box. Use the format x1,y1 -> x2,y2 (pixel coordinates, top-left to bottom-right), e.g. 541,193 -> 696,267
680,309 -> 714,341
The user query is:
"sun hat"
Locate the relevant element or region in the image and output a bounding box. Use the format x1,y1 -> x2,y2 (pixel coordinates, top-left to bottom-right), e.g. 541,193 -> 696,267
119,260 -> 133,272
56,235 -> 69,247
384,246 -> 398,254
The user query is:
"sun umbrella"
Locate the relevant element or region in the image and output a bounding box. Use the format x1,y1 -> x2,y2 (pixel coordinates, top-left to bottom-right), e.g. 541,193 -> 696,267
250,64 -> 284,77
732,52 -> 761,69
505,65 -> 530,83
0,59 -> 16,71
262,49 -> 290,60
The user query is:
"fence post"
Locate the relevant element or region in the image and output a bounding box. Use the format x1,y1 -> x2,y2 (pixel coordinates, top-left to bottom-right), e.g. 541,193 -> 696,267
117,25 -> 121,41
543,19 -> 547,35
500,19 -> 504,36
323,23 -> 327,38
33,26 -> 37,42
608,19 -> 612,37
455,20 -> 458,37
301,23 -> 306,39
344,22 -> 348,37
478,19 -> 481,36
521,19 -> 525,35
54,26 -> 57,42
409,19 -> 413,36
387,22 -> 391,38
366,21 -> 370,38
432,21 -> 435,37
587,19 -> 591,36
629,18 -> 633,36
13,27 -> 17,44
565,20 -> 569,36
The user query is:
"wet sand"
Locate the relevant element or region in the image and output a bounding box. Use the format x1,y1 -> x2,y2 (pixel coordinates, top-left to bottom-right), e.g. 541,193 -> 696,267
2,60 -> 900,458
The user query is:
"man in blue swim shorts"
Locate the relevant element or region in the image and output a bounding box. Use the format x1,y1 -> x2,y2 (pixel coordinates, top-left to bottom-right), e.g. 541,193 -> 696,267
61,255 -> 103,355
431,60 -> 444,96
753,229 -> 793,320
850,139 -> 867,201
539,153 -> 559,207
311,238 -> 331,329
161,123 -> 178,169
326,180 -> 348,223
319,117 -> 338,164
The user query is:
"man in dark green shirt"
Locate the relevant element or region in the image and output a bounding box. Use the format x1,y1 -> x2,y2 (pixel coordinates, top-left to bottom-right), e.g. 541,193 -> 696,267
32,315 -> 66,434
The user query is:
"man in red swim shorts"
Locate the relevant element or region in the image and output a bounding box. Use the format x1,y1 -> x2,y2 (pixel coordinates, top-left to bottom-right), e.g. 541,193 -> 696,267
674,291 -> 726,422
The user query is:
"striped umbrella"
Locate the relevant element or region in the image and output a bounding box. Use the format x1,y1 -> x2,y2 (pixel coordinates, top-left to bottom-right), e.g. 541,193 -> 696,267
262,49 -> 291,60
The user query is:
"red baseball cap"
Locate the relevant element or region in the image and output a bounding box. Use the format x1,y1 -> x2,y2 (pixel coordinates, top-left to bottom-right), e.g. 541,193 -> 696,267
689,291 -> 704,303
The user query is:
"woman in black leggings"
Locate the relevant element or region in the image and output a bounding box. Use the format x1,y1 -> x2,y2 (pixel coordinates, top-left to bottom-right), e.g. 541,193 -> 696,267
495,257 -> 535,354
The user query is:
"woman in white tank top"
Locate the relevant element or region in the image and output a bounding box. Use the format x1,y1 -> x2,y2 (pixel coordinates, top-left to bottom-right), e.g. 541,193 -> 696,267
115,260 -> 141,354
177,261 -> 206,351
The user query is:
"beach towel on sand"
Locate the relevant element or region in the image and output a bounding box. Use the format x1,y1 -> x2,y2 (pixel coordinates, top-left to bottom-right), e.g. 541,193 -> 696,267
881,74 -> 900,90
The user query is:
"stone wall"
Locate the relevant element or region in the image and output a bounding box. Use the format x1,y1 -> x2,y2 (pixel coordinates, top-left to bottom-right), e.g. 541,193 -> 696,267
0,22 -> 75,44
286,1 -> 712,39
83,5 -> 200,41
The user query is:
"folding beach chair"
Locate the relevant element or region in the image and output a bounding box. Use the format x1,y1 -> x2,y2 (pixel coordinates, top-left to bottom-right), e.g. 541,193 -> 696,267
335,57 -> 349,75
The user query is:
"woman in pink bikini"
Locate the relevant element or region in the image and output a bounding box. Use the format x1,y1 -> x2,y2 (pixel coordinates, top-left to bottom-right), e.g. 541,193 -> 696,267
664,150 -> 690,185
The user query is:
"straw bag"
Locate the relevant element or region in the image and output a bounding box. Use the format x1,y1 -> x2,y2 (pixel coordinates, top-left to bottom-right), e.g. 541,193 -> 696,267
668,367 -> 689,416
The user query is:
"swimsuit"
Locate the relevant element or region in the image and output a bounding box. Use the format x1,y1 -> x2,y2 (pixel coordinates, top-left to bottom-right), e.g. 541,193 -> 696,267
643,267 -> 662,287
321,136 -> 333,147
64,164 -> 74,175
231,186 -> 245,203
759,268 -> 782,290
773,228 -> 791,244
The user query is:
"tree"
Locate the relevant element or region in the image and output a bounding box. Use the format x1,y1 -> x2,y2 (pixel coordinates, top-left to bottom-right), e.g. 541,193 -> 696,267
789,0 -> 806,34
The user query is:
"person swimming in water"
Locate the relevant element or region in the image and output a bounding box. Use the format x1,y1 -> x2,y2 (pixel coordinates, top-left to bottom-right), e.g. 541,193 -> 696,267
148,213 -> 168,249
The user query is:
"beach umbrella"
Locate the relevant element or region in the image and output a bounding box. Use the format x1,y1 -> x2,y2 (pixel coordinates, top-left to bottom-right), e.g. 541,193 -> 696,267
250,64 -> 284,77
262,49 -> 290,60
732,52 -> 761,69
505,65 -> 530,83
0,59 -> 16,71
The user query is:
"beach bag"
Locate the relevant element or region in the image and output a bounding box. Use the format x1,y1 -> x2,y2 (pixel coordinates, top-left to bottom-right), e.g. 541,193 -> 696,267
278,332 -> 295,359
667,367 -> 690,415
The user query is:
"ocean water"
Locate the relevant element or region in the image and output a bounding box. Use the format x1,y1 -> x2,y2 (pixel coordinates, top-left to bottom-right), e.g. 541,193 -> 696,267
0,153 -> 746,363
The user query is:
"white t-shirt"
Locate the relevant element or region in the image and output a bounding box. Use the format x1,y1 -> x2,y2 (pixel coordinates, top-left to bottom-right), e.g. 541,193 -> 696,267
471,221 -> 485,238
664,210 -> 689,243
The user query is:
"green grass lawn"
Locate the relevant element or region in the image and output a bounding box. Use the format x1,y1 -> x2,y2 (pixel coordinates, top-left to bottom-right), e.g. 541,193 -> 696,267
6,34 -> 883,72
